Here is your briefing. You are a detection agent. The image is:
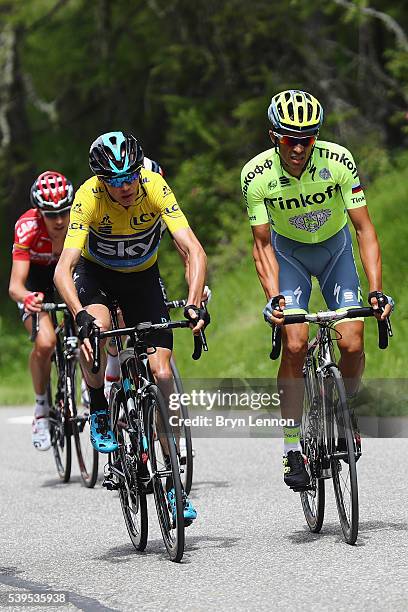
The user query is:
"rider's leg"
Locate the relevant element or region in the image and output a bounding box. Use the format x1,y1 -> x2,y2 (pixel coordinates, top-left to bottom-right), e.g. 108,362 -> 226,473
318,225 -> 364,398
271,230 -> 314,488
23,312 -> 56,416
279,325 -> 310,489
104,307 -> 123,400
23,312 -> 56,450
149,347 -> 197,521
78,304 -> 117,453
149,347 -> 177,456
79,304 -> 108,417
336,321 -> 365,397
279,323 -> 309,453
149,347 -> 174,402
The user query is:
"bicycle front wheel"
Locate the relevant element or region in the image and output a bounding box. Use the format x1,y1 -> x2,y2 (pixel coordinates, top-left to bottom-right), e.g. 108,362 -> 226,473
146,384 -> 185,562
110,383 -> 148,551
326,366 -> 359,545
171,357 -> 193,495
300,359 -> 325,532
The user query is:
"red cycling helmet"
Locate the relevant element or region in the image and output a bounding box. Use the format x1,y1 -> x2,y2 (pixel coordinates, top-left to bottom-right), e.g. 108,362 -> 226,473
30,171 -> 74,213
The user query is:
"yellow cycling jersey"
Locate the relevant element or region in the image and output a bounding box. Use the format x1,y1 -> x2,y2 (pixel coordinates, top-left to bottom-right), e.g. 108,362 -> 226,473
64,170 -> 189,272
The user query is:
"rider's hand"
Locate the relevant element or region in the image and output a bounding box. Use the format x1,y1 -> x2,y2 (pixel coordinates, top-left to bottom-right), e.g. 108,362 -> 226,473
263,294 -> 286,326
368,291 -> 394,320
184,304 -> 210,335
23,291 -> 44,314
75,310 -> 99,362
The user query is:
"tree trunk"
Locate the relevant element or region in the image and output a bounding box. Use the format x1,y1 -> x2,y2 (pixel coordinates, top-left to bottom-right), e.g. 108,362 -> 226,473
0,20 -> 34,291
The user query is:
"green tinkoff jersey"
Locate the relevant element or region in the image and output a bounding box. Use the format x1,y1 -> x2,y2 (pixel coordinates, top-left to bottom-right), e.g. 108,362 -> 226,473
241,140 -> 366,243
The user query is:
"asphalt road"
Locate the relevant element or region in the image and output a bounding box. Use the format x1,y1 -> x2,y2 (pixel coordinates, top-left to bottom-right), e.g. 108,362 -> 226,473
0,406 -> 407,612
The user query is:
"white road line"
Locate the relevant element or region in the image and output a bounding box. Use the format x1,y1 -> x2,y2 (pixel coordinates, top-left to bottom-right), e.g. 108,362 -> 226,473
7,416 -> 33,424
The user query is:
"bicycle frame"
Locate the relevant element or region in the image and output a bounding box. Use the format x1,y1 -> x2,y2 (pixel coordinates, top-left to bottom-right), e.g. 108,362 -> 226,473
48,307 -> 78,423
303,324 -> 340,479
104,306 -> 162,490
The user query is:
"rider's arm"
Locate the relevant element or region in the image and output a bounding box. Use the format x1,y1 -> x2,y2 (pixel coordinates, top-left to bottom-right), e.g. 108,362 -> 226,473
171,227 -> 207,308
348,206 -> 391,318
348,206 -> 382,292
53,247 -> 84,316
9,259 -> 32,303
171,234 -> 190,285
155,174 -> 207,308
251,224 -> 280,299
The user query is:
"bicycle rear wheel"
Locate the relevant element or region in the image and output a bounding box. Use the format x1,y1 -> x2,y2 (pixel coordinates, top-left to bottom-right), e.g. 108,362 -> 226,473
327,366 -> 359,544
49,354 -> 72,482
171,357 -> 193,495
300,359 -> 325,532
146,384 -> 185,562
72,363 -> 98,488
110,383 -> 148,551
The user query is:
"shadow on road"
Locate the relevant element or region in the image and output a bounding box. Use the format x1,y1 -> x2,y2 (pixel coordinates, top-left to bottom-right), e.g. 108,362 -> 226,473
191,480 -> 231,495
40,475 -> 83,488
285,520 -> 408,547
0,566 -> 118,611
96,534 -> 240,564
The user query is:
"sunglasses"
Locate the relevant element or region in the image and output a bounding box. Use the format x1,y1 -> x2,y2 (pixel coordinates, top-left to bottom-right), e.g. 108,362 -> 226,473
42,209 -> 70,218
273,132 -> 317,147
103,169 -> 141,188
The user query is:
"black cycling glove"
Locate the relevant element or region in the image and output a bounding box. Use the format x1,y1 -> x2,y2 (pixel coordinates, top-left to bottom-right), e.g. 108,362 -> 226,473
184,304 -> 210,328
75,310 -> 96,342
368,291 -> 394,311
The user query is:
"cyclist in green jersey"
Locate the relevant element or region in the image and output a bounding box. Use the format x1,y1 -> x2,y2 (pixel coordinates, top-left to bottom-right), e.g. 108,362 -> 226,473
241,90 -> 393,490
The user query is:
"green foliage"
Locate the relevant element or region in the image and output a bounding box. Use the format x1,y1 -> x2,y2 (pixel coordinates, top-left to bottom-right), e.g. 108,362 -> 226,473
3,152 -> 408,406
1,0 -> 408,404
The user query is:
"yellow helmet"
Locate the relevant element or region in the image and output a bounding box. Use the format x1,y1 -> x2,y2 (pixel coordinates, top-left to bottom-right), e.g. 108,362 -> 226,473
268,90 -> 323,134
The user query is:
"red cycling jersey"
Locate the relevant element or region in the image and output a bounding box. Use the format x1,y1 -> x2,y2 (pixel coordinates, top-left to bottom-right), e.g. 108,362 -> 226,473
12,208 -> 57,266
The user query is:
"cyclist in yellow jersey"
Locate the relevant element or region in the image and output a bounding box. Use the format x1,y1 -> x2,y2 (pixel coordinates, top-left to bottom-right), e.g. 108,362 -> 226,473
55,131 -> 208,522
241,91 -> 393,490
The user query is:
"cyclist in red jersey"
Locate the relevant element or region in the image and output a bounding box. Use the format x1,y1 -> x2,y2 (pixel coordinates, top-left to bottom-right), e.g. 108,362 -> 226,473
9,171 -> 74,451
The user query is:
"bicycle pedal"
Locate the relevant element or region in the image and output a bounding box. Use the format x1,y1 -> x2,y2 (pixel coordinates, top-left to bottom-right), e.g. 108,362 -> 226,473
102,477 -> 119,491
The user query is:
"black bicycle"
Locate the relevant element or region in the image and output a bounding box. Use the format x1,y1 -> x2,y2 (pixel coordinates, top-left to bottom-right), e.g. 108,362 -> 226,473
91,305 -> 207,562
270,305 -> 392,544
32,304 -> 98,487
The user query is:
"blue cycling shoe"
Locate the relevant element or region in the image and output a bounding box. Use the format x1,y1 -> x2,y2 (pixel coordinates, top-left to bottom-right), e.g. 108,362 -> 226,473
90,410 -> 118,453
167,488 -> 197,526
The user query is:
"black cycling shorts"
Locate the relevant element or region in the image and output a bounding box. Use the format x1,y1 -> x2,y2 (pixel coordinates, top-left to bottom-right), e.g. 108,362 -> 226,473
17,264 -> 56,323
73,257 -> 173,350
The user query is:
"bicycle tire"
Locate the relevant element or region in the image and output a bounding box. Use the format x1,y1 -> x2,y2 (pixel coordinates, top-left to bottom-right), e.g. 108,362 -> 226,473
300,359 -> 325,532
49,353 -> 72,482
146,384 -> 185,562
326,366 -> 359,544
170,357 -> 193,495
110,383 -> 148,551
72,362 -> 98,488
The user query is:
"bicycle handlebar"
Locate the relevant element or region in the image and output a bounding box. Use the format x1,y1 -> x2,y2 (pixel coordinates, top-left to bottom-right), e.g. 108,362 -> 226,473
30,303 -> 68,342
165,297 -> 209,359
269,306 -> 392,360
90,319 -> 207,373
